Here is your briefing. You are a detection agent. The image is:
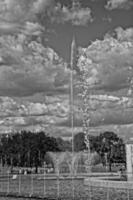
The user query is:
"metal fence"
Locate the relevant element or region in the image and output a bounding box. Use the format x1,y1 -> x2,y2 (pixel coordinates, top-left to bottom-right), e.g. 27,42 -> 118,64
0,168 -> 133,199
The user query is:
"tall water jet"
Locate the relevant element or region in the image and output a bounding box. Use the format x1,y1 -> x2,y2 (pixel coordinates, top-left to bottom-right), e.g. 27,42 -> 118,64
70,35 -> 76,199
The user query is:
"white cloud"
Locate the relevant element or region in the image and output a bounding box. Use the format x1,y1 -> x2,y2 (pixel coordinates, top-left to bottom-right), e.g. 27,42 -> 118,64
0,0 -> 33,23
52,4 -> 93,26
61,6 -> 92,26
2,92 -> 133,135
33,0 -> 54,13
0,94 -> 69,132
0,0 -> 93,36
78,35 -> 133,93
115,27 -> 133,41
22,22 -> 45,36
0,0 -> 50,34
0,37 -> 69,97
105,0 -> 133,10
69,32 -> 133,128
27,102 -> 48,115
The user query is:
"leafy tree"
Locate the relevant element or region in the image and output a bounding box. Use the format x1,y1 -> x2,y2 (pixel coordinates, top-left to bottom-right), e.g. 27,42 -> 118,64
0,131 -> 60,173
95,131 -> 126,171
56,137 -> 72,152
73,132 -> 96,152
73,131 -> 126,171
0,130 -> 125,173
73,132 -> 86,152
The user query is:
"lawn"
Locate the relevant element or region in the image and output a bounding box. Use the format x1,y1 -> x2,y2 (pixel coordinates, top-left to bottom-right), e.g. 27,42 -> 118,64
0,174 -> 132,200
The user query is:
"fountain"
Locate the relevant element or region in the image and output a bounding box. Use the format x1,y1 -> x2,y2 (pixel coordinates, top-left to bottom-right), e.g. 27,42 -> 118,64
78,53 -> 92,173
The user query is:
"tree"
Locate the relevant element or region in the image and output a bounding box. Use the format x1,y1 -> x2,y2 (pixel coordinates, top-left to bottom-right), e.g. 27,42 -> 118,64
0,131 -> 60,173
95,131 -> 125,172
73,132 -> 97,152
73,132 -> 86,152
56,137 -> 72,152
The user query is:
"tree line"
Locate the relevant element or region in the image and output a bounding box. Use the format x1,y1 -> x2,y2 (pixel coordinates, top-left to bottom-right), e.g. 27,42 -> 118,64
74,131 -> 126,171
0,130 -> 126,172
0,131 -> 60,173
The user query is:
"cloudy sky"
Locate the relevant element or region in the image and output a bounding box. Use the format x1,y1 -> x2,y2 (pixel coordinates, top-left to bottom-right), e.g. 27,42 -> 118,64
0,0 -> 133,140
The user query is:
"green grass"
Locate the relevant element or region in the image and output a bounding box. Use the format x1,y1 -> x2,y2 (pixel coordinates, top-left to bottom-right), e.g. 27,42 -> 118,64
0,165 -> 129,200
0,175 -> 132,200
91,163 -> 125,173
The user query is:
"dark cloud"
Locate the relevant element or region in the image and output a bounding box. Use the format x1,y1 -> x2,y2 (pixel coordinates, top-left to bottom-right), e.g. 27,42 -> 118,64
57,107 -> 133,127
0,66 -> 69,97
98,69 -> 131,91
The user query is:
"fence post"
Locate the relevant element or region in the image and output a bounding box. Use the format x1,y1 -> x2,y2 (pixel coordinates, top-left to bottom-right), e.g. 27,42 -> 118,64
106,181 -> 110,200
127,188 -> 130,200
30,173 -> 33,196
7,170 -> 10,194
89,184 -> 92,200
44,163 -> 46,197
57,168 -> 60,198
18,173 -> 21,195
0,174 -> 1,193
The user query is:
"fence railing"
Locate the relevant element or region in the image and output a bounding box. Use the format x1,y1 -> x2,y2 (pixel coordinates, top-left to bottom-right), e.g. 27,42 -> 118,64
0,167 -> 133,199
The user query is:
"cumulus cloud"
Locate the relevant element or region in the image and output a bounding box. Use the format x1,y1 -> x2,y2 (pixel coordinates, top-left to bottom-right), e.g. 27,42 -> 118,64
27,103 -> 48,115
0,94 -> 70,133
0,0 -> 33,23
0,66 -> 68,97
74,34 -> 133,128
115,27 -> 133,41
0,0 -> 52,34
56,93 -> 133,128
33,0 -> 54,13
0,37 -> 69,97
0,97 -> 18,117
82,95 -> 132,110
78,34 -> 133,94
52,4 -> 93,26
0,95 -> 70,117
2,92 -> 133,134
57,107 -> 133,128
0,0 -> 92,36
105,0 -> 133,10
0,22 -> 22,34
21,22 -> 45,36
